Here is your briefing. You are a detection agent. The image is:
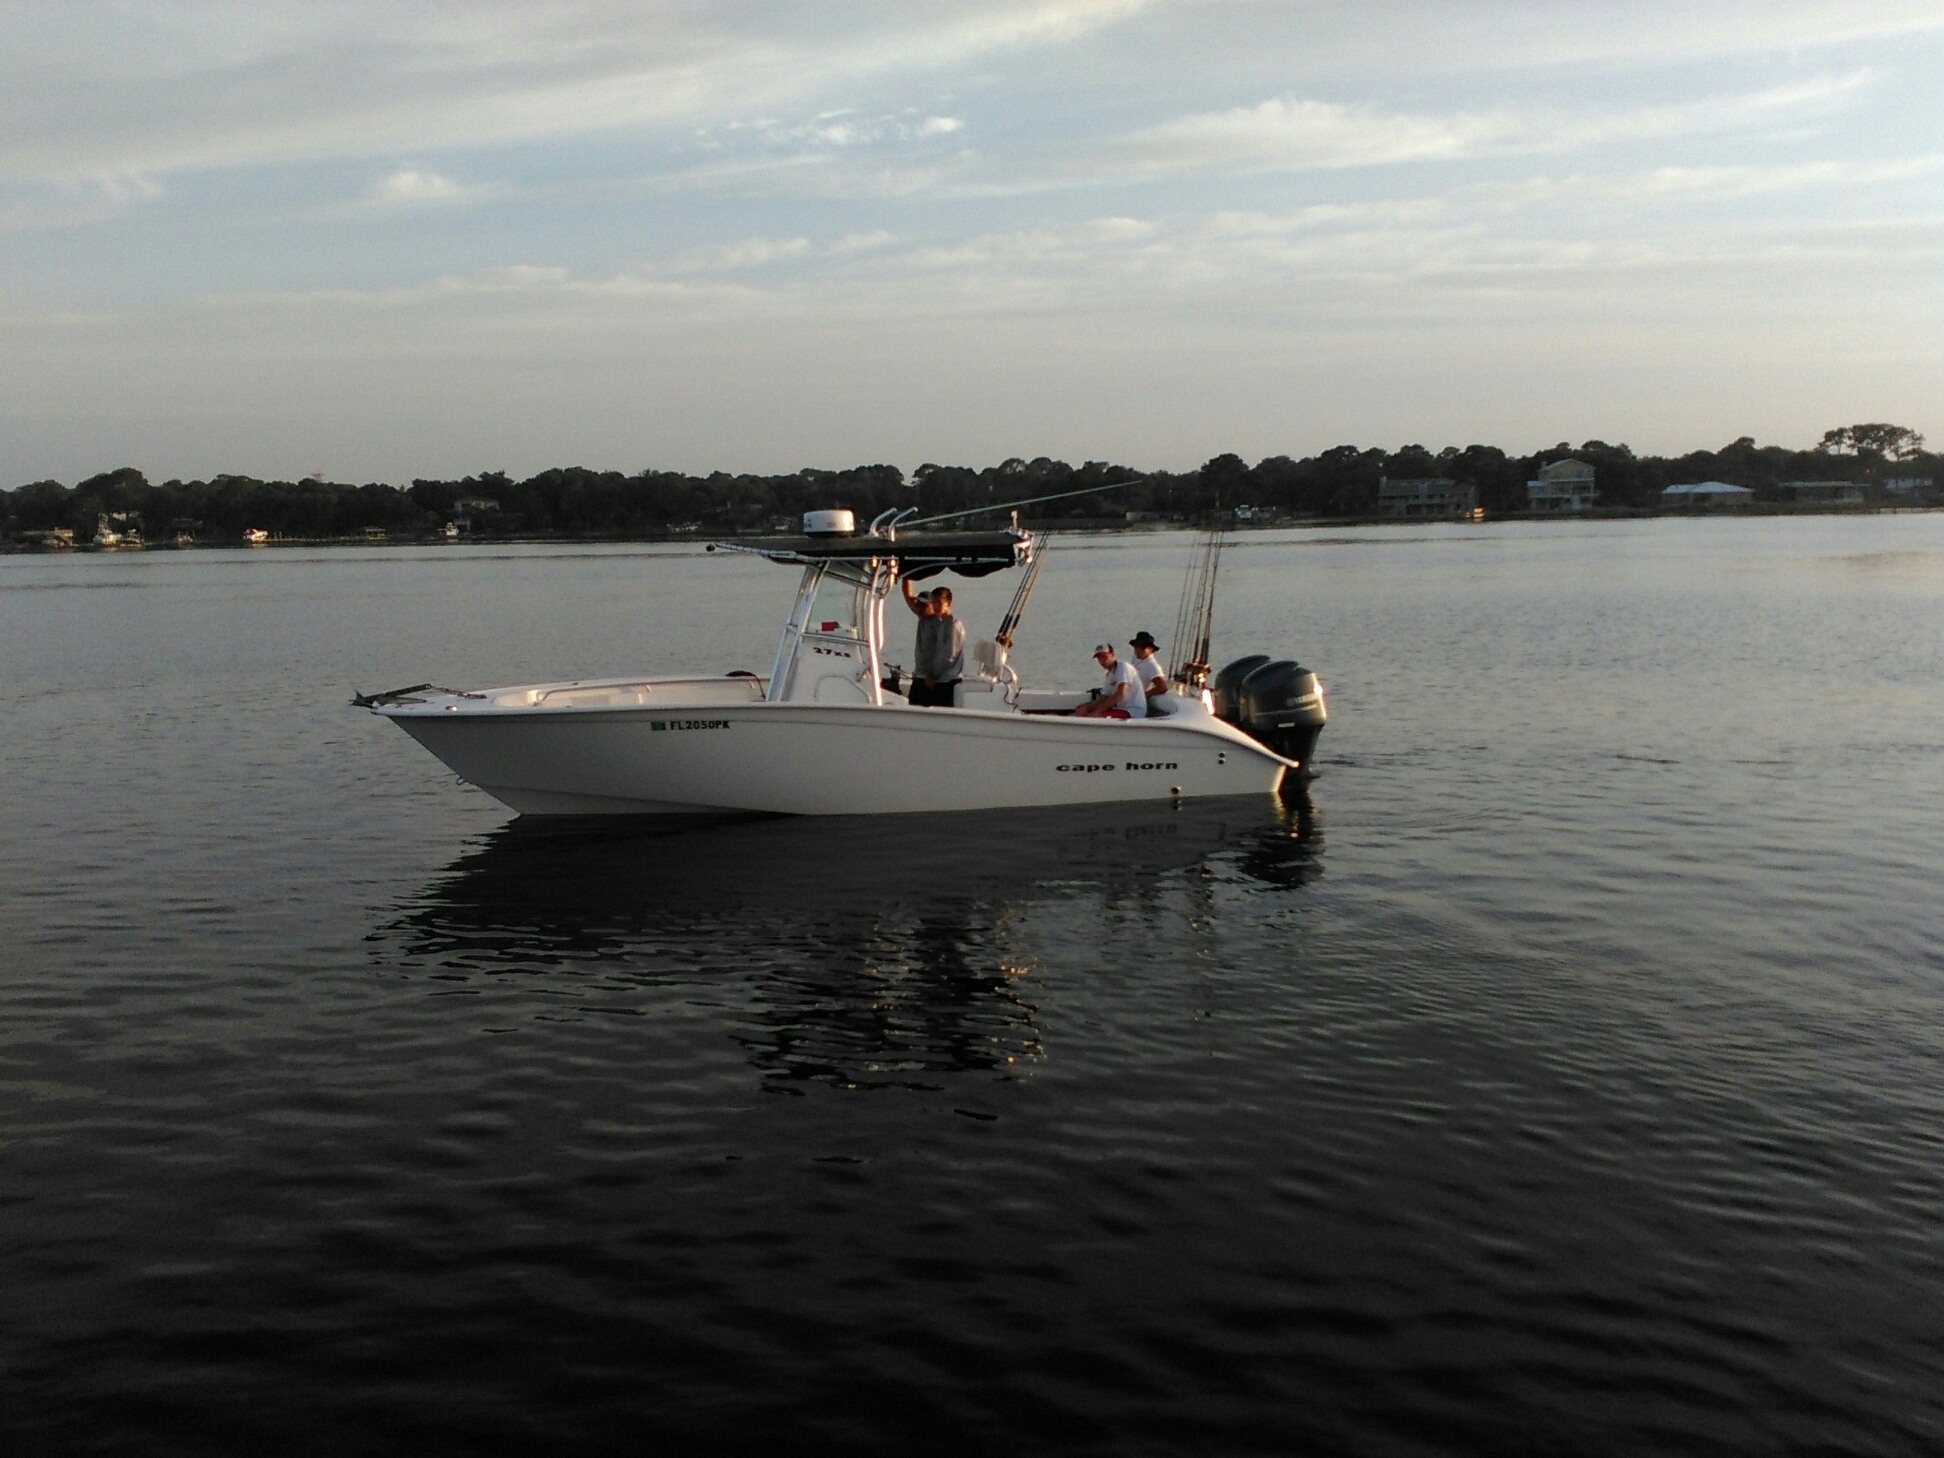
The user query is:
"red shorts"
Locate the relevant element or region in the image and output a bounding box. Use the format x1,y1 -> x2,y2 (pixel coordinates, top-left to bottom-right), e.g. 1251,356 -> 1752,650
1103,708 -> 1131,720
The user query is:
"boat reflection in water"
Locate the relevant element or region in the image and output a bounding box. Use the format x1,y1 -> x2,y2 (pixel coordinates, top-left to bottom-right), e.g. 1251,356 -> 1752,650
370,791 -> 1322,1090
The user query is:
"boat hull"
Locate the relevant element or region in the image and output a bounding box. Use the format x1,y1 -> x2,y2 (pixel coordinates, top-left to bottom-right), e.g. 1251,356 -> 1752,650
383,699 -> 1291,816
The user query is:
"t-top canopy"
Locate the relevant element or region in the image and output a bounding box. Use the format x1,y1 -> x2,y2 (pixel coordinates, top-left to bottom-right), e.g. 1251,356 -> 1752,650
709,529 -> 1033,578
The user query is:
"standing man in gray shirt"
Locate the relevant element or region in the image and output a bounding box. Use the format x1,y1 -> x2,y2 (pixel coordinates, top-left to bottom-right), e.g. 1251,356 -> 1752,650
901,575 -> 966,707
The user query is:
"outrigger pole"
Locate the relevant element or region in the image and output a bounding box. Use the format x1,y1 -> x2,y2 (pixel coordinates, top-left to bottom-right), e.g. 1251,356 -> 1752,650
898,477 -> 1145,531
897,477 -> 1141,655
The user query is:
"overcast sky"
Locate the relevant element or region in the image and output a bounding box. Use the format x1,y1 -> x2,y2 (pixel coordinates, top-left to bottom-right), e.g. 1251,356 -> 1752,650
2,1 -> 1940,484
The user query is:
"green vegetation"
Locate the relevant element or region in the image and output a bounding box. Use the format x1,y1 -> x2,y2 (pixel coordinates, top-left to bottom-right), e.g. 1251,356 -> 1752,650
3,426 -> 1933,546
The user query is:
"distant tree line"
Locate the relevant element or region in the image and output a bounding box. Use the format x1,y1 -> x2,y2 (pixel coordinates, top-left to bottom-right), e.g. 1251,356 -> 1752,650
3,425 -> 1932,543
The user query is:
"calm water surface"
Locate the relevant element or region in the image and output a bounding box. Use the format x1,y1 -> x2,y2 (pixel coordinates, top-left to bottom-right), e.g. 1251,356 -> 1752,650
3,517 -> 1941,1454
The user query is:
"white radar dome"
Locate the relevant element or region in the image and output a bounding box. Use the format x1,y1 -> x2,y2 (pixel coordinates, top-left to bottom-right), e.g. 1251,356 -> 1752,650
802,510 -> 856,538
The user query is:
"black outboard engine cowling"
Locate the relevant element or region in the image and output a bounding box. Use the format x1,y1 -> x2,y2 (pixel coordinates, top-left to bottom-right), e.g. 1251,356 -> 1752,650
1212,654 -> 1270,723
1235,659 -> 1328,768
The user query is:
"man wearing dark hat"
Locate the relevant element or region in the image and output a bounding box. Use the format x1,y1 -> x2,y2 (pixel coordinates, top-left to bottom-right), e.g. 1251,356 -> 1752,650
1128,631 -> 1169,703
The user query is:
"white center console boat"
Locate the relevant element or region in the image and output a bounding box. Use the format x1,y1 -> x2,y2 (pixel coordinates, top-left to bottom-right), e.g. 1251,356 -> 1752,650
360,511 -> 1325,817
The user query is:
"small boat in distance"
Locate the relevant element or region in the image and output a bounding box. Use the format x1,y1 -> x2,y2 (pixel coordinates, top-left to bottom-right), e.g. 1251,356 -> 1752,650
93,513 -> 143,549
359,510 -> 1326,817
243,528 -> 270,545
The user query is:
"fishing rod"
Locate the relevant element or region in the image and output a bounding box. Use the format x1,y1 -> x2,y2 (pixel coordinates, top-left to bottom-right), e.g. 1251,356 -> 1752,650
994,535 -> 1049,650
1168,521 -> 1227,692
1192,526 -> 1224,683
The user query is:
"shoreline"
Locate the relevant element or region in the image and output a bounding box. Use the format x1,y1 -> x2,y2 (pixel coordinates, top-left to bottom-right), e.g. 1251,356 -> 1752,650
7,502 -> 1939,555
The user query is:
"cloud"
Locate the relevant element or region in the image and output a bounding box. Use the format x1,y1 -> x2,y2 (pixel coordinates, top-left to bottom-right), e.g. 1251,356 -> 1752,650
168,263 -> 764,320
367,167 -> 502,207
3,1 -> 1940,482
1132,97 -> 1508,174
905,215 -> 1158,271
0,172 -> 163,231
686,236 -> 814,270
831,230 -> 898,255
7,208 -> 1935,489
76,173 -> 165,207
1558,68 -> 1878,147
1233,0 -> 1944,79
1110,69 -> 1879,183
448,264 -> 576,293
705,106 -> 970,153
1494,155 -> 1944,206
617,65 -> 1884,206
0,1 -> 1139,182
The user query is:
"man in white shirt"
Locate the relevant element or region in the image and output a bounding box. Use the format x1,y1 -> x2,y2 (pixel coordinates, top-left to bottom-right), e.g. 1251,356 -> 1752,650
1072,643 -> 1146,718
1128,631 -> 1168,702
899,577 -> 966,707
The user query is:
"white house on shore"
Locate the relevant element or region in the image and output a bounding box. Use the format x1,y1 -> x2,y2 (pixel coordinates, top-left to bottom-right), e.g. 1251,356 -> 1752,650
1526,458 -> 1597,512
1378,477 -> 1477,519
1661,482 -> 1754,509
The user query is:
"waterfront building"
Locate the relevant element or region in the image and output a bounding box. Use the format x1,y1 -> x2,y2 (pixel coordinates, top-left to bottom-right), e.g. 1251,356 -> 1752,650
1526,458 -> 1598,512
1660,482 -> 1754,509
1379,477 -> 1477,519
1778,480 -> 1866,507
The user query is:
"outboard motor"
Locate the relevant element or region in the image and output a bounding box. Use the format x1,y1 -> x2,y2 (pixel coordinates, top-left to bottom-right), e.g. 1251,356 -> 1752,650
1238,660 -> 1327,767
1212,654 -> 1270,722
1212,654 -> 1328,771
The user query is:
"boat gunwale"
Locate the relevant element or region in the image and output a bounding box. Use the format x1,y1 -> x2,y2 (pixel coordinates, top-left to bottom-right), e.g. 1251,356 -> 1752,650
375,690 -> 1293,764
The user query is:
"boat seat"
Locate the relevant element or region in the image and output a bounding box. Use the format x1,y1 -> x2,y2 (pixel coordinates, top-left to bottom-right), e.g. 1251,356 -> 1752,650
971,639 -> 1009,680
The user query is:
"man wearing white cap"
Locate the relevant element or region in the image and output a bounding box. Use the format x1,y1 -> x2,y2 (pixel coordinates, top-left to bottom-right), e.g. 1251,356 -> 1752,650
1072,642 -> 1146,719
